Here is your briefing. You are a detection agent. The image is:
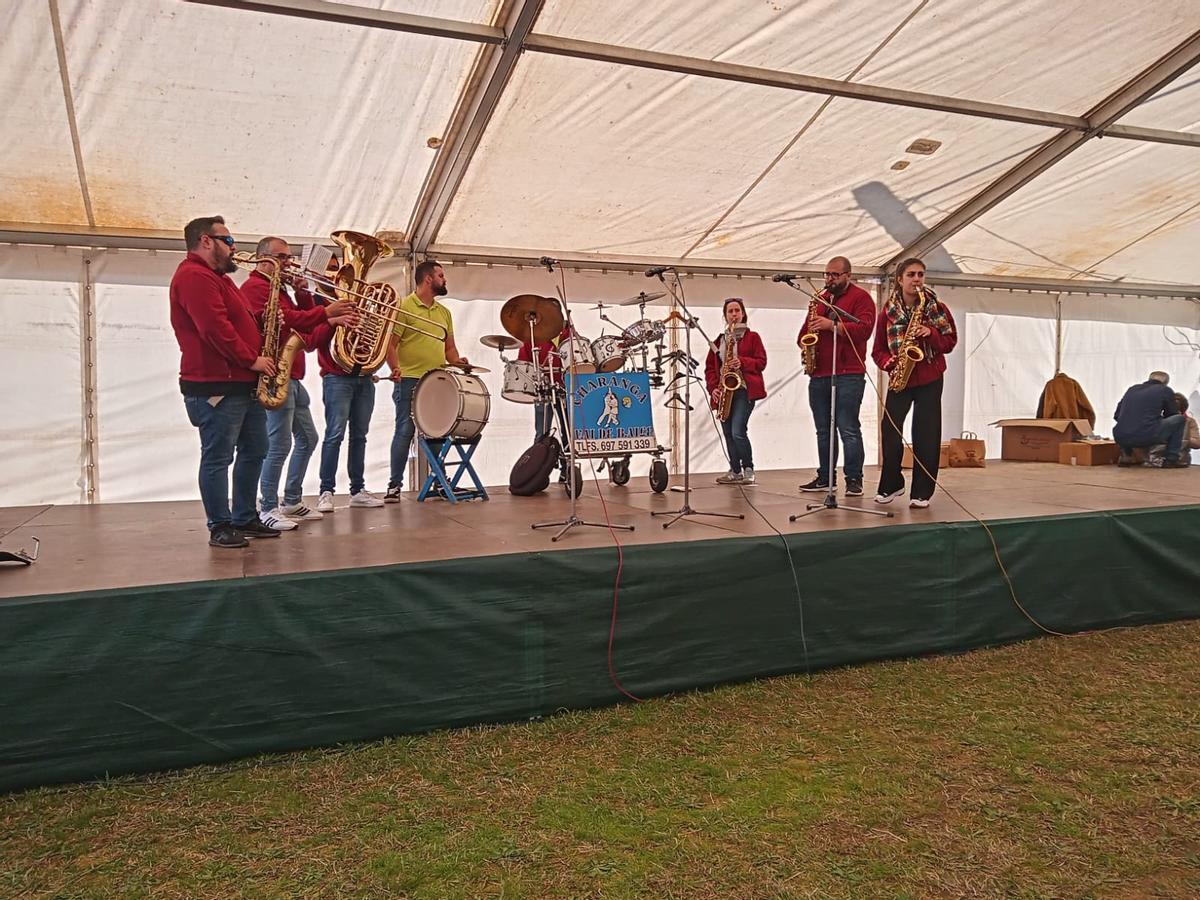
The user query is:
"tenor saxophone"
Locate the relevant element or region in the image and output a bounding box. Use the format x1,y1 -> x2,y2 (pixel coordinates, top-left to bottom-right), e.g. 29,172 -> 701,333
799,293 -> 822,376
714,324 -> 747,422
254,258 -> 305,410
888,286 -> 929,393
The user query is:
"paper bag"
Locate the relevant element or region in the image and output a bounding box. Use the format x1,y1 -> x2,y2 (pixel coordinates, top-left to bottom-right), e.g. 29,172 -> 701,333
948,431 -> 986,468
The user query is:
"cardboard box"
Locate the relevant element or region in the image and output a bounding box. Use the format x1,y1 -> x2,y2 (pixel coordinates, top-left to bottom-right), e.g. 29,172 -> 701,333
990,419 -> 1093,462
903,442 -> 950,469
1058,441 -> 1120,466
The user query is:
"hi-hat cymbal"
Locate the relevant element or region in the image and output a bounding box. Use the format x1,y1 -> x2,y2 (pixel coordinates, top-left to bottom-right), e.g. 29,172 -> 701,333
453,363 -> 491,374
479,333 -> 521,350
500,294 -> 565,344
617,290 -> 667,306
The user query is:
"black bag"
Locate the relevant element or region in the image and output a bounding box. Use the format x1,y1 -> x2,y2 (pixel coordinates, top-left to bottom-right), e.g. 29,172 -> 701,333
509,435 -> 561,496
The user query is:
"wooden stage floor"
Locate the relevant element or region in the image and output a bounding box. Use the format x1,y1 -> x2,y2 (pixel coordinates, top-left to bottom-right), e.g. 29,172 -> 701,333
2,461 -> 1198,600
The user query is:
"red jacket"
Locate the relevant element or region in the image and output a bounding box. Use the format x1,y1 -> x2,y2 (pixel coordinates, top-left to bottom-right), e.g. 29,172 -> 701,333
240,270 -> 329,380
871,298 -> 958,390
169,252 -> 261,393
797,282 -> 876,377
705,328 -> 767,405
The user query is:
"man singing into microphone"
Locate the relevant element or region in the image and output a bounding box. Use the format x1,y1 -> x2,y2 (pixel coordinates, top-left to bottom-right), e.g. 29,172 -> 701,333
797,256 -> 876,497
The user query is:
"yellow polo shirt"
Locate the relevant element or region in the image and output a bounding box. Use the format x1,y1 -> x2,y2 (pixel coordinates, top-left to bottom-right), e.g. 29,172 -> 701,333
393,291 -> 454,379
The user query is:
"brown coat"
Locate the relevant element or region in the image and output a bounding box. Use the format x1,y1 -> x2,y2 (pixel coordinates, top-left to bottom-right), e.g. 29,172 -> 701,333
1037,372 -> 1096,427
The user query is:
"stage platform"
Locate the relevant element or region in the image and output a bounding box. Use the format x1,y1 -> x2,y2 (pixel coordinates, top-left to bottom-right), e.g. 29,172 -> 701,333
3,462 -> 1199,793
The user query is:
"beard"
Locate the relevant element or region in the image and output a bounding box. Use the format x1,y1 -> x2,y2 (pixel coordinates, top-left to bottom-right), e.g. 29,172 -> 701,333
220,256 -> 238,274
434,283 -> 448,296
828,281 -> 847,297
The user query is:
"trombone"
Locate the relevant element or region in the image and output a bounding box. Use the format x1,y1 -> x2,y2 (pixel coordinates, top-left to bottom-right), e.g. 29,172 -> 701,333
283,261 -> 448,342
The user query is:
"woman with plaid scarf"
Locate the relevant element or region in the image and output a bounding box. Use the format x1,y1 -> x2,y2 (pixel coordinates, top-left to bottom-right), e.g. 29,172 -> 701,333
870,258 -> 957,509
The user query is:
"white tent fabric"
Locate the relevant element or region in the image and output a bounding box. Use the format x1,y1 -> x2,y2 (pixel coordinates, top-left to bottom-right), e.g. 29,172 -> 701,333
3,1 -> 1200,506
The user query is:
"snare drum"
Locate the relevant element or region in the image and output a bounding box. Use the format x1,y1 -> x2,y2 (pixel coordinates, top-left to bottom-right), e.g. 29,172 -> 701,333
591,335 -> 627,373
501,360 -> 541,404
620,319 -> 667,349
413,368 -> 491,441
557,335 -> 596,374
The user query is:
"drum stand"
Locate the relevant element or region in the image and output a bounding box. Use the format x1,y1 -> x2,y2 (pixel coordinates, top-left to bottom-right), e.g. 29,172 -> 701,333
649,270 -> 744,530
780,284 -> 892,523
532,262 -> 635,542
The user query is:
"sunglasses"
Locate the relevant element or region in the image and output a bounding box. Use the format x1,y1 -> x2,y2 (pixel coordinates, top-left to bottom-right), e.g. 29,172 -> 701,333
207,233 -> 236,248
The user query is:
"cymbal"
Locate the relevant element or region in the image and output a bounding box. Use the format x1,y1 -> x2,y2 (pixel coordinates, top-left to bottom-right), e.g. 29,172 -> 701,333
479,333 -> 521,351
500,294 -> 565,344
617,290 -> 666,306
456,363 -> 490,374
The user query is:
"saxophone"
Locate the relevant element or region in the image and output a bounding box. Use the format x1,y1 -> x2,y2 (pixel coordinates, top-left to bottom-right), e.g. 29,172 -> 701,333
799,292 -> 823,376
254,257 -> 306,411
714,324 -> 747,421
888,286 -> 930,393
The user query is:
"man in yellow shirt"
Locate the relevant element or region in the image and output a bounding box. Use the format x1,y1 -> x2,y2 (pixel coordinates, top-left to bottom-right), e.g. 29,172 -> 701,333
384,259 -> 470,501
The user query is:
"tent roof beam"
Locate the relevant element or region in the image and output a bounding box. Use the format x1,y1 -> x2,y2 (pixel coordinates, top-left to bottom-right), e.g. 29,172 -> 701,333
885,29 -> 1200,269
407,0 -> 545,255
186,0 -> 1200,148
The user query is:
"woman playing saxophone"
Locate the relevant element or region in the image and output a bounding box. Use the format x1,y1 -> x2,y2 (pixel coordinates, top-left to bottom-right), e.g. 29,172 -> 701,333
704,298 -> 768,485
871,258 -> 957,509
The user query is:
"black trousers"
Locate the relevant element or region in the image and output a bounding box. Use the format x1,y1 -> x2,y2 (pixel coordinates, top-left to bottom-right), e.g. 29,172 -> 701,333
878,377 -> 943,500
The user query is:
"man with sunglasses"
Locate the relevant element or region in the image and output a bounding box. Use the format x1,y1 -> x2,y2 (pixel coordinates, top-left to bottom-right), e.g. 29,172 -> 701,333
797,256 -> 876,498
241,237 -> 359,530
170,216 -> 279,549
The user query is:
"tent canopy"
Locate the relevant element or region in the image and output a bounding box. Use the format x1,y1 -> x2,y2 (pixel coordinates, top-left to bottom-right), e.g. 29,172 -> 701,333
4,0 -> 1200,292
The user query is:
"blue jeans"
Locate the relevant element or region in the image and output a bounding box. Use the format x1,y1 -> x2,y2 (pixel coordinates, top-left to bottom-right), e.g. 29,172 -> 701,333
808,373 -> 866,482
183,393 -> 267,531
1117,414 -> 1186,460
319,374 -> 375,494
259,379 -> 318,509
389,377 -> 420,489
721,390 -> 756,473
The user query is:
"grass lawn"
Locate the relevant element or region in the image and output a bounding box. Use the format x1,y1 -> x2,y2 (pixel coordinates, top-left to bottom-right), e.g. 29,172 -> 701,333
3,620 -> 1198,898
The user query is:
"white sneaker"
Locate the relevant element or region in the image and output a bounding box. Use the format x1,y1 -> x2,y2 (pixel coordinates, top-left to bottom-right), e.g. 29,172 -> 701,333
260,507 -> 298,531
715,471 -> 743,484
281,502 -> 323,521
349,490 -> 385,508
317,491 -> 335,513
909,498 -> 931,509
874,488 -> 905,504
741,467 -> 756,485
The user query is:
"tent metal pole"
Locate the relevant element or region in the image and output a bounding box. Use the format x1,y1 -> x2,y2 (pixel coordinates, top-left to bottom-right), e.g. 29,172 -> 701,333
80,254 -> 100,503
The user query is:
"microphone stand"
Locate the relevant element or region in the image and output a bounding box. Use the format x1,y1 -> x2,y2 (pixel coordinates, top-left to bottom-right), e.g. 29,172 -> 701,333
779,282 -> 892,523
532,259 -> 635,542
649,269 -> 745,530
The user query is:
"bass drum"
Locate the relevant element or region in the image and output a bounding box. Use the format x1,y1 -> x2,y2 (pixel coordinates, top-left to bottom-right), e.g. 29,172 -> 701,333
413,368 -> 491,441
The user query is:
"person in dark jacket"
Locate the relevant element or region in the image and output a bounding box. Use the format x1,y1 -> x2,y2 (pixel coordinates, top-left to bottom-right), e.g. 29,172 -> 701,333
1113,371 -> 1187,468
705,298 -> 768,485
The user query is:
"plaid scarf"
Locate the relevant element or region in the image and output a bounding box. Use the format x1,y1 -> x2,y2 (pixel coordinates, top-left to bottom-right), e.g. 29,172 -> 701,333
885,292 -> 953,360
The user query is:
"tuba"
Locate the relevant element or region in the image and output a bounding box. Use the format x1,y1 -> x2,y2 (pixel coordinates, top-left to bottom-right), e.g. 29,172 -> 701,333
329,230 -> 398,376
713,324 -> 747,421
888,286 -> 930,393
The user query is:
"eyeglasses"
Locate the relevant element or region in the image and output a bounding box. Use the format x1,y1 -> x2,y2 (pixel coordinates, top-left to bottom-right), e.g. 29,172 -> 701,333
271,253 -> 293,261
823,271 -> 848,278
206,233 -> 236,248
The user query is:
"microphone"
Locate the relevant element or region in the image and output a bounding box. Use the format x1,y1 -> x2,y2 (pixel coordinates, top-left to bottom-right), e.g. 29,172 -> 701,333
771,273 -> 795,283
645,265 -> 672,278
539,256 -> 558,271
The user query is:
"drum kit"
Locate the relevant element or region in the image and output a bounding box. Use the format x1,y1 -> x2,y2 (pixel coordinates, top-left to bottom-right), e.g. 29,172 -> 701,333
479,290 -> 674,498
